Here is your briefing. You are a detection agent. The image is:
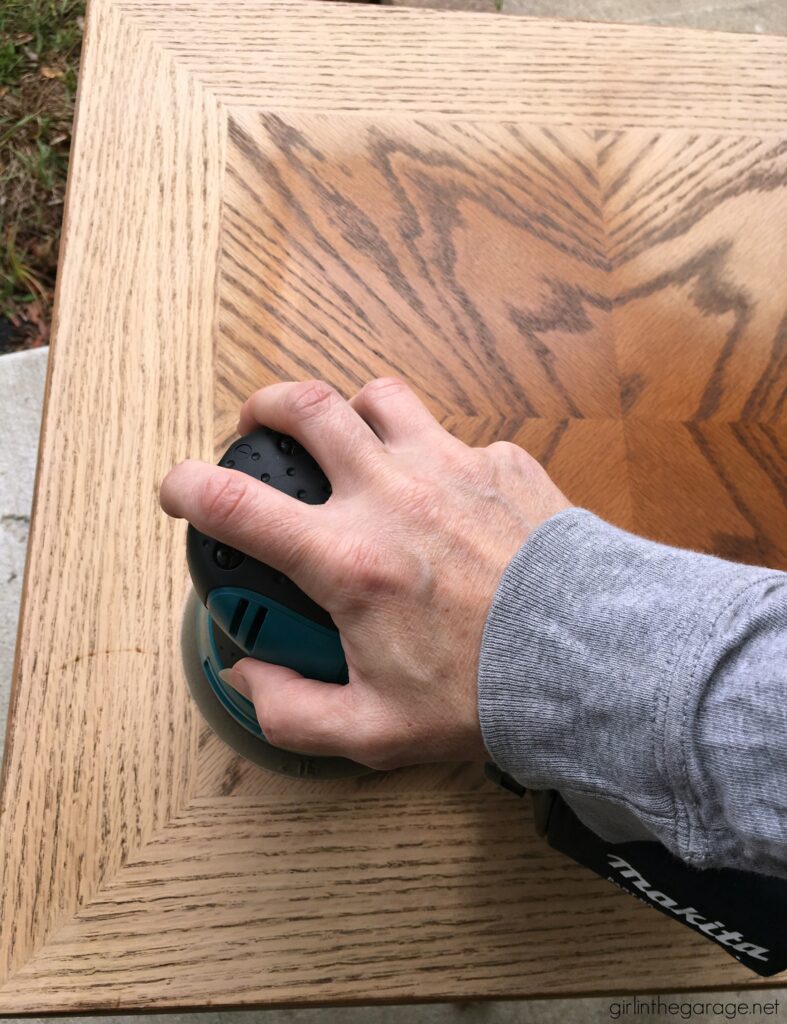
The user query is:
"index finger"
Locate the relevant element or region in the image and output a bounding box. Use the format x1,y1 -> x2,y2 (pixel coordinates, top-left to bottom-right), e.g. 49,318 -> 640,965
160,458 -> 330,586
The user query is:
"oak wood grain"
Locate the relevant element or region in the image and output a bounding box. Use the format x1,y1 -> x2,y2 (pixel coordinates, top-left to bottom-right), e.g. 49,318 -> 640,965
123,0 -> 787,130
1,0 -> 786,1012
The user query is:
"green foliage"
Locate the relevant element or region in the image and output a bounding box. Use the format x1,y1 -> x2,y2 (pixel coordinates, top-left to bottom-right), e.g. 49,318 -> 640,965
0,1 -> 84,89
0,0 -> 84,340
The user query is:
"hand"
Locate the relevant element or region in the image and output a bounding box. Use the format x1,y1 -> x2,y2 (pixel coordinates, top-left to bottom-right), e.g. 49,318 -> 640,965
159,378 -> 572,769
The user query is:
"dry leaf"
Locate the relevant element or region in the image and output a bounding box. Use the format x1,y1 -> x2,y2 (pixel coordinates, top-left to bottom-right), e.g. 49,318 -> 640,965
40,66 -> 64,79
22,301 -> 51,346
15,32 -> 34,44
23,300 -> 44,323
31,239 -> 54,259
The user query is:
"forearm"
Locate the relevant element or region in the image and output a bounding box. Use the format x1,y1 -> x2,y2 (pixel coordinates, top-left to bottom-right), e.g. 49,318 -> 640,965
477,508 -> 787,879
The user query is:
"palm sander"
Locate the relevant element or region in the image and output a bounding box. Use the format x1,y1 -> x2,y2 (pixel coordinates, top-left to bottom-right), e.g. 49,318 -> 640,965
181,426 -> 787,976
181,424 -> 370,779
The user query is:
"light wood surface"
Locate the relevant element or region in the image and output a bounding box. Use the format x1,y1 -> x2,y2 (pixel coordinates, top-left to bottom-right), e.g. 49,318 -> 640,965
1,0 -> 786,1012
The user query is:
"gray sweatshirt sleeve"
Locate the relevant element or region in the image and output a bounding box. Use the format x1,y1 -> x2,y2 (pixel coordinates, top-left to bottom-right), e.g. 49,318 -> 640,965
477,507 -> 787,880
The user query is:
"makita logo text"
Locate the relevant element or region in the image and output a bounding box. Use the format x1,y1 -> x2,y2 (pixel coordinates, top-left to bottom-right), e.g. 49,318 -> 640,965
607,854 -> 769,963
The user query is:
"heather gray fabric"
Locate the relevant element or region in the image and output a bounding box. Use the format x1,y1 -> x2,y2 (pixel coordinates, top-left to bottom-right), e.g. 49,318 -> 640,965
477,508 -> 787,880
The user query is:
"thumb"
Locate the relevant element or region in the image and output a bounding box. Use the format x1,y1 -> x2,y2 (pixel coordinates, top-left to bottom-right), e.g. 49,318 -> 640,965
219,658 -> 356,758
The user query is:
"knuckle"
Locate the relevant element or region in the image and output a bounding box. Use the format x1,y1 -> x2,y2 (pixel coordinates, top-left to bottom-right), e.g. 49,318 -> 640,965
487,439 -> 519,459
488,439 -> 539,473
359,376 -> 408,407
442,444 -> 495,489
200,470 -> 250,531
332,534 -> 399,602
285,380 -> 337,419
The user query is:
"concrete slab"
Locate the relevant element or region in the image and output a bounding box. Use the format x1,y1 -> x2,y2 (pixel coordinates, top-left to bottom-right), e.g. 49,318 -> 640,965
383,0 -> 787,33
0,346 -> 48,752
4,991 -> 786,1024
499,0 -> 787,33
384,0 -> 501,11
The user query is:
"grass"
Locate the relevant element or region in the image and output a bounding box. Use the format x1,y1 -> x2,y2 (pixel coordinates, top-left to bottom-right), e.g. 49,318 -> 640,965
0,0 -> 84,352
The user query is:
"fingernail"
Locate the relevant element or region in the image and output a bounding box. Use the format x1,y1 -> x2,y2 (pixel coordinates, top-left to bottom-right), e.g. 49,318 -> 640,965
218,666 -> 250,698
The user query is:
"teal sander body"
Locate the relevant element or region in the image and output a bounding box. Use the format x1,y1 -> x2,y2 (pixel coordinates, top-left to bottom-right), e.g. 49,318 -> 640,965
182,425 -> 370,779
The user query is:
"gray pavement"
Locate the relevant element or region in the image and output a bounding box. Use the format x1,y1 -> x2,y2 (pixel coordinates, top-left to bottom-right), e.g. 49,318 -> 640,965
0,347 -> 48,751
385,0 -> 787,33
498,0 -> 787,32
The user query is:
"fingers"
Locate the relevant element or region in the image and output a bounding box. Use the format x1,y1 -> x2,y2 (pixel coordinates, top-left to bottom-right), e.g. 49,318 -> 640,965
237,380 -> 383,490
348,377 -> 451,448
221,659 -> 359,759
160,458 -> 327,580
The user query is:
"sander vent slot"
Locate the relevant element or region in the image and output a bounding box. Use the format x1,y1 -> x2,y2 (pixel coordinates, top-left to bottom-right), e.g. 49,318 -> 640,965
245,605 -> 268,649
228,598 -> 249,637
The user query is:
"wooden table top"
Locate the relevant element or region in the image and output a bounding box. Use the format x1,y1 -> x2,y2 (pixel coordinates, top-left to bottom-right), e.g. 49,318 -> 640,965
1,0 -> 786,1012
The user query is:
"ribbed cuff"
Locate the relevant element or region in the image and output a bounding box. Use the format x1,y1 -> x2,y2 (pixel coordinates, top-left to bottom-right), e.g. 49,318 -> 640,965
477,508 -> 777,863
